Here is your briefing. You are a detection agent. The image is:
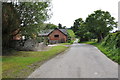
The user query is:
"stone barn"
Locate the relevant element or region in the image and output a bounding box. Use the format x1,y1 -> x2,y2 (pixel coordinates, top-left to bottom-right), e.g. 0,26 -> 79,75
39,28 -> 68,44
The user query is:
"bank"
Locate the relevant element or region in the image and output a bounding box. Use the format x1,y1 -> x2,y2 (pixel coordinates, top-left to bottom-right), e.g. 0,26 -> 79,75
2,44 -> 69,78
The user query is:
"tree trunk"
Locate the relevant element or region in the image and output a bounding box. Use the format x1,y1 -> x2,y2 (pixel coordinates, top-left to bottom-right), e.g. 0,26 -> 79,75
97,37 -> 101,43
97,33 -> 103,43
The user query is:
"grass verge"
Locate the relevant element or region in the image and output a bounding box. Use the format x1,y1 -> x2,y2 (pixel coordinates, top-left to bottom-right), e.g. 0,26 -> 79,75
80,41 -> 119,64
60,43 -> 72,45
2,45 -> 68,78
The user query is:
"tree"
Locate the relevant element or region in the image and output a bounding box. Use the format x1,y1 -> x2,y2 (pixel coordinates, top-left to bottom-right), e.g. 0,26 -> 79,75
2,1 -> 52,48
71,18 -> 84,32
71,18 -> 84,37
62,26 -> 66,29
16,2 -> 51,39
71,18 -> 97,42
58,23 -> 62,29
85,10 -> 117,42
45,23 -> 58,29
2,3 -> 21,48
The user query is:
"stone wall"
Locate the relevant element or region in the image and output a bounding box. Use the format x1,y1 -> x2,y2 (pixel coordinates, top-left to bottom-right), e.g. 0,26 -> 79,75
11,39 -> 46,51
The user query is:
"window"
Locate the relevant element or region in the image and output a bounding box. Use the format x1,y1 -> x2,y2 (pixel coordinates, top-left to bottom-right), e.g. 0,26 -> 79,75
54,35 -> 59,38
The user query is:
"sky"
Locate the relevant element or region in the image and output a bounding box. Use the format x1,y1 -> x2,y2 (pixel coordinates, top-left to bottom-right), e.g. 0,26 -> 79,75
46,0 -> 119,28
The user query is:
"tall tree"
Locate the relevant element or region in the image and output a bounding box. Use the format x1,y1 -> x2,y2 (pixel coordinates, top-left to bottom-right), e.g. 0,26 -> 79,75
2,3 -> 20,48
71,18 -> 84,37
58,23 -> 62,29
71,18 -> 84,32
85,10 -> 117,42
2,1 -> 51,48
16,2 -> 51,39
71,18 -> 95,41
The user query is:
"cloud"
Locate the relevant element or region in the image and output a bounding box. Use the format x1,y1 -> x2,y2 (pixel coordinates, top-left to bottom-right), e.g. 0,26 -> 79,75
47,0 -> 119,27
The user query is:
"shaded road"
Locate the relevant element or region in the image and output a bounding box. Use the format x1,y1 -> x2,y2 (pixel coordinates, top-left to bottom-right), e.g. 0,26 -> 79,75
28,43 -> 118,78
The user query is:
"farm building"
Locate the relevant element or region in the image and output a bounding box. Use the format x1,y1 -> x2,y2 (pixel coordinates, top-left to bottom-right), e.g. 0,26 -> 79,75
38,28 -> 68,44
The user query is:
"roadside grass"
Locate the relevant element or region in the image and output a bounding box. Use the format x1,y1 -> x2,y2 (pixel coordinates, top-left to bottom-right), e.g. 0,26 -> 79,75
2,45 -> 68,78
80,41 -> 97,45
60,43 -> 72,45
80,40 -> 119,64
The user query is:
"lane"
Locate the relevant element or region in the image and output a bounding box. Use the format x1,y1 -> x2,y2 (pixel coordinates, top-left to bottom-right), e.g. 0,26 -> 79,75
28,43 -> 118,78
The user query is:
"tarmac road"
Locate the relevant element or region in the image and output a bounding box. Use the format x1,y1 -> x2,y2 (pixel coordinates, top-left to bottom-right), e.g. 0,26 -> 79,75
28,43 -> 118,78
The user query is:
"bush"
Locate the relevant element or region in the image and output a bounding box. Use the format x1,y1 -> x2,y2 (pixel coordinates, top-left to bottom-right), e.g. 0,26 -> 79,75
67,29 -> 76,44
36,37 -> 44,43
100,31 -> 120,64
70,40 -> 74,44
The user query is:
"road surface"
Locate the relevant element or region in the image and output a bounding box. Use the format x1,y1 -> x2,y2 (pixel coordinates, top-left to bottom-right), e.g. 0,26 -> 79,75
28,43 -> 118,78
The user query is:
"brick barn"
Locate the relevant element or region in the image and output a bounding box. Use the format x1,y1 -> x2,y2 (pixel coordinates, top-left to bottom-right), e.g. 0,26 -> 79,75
39,28 -> 68,44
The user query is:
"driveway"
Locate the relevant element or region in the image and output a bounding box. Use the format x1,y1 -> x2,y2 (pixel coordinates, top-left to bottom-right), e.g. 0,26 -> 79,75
28,43 -> 118,78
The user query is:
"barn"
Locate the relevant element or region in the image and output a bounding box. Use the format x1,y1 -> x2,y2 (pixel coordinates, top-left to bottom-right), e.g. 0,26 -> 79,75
39,28 -> 68,44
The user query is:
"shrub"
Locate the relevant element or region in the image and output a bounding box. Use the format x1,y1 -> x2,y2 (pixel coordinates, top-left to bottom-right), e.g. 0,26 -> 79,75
100,31 -> 120,64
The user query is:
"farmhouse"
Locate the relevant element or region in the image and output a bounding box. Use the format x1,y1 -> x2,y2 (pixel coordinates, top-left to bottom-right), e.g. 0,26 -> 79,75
38,28 -> 68,44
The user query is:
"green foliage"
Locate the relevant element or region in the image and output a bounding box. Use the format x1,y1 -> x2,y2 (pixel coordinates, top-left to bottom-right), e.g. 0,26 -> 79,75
71,18 -> 95,42
16,2 -> 51,38
2,45 -> 68,78
2,3 -> 20,48
36,37 -> 44,43
70,40 -> 75,44
101,31 -> 120,49
71,10 -> 117,43
79,40 -> 97,45
67,29 -> 75,43
71,18 -> 84,38
2,2 -> 52,49
85,10 -> 117,42
45,23 -> 58,29
67,29 -> 76,38
60,43 -> 71,45
58,23 -> 62,29
100,32 -> 120,64
82,32 -> 120,64
71,18 -> 84,35
62,26 -> 67,29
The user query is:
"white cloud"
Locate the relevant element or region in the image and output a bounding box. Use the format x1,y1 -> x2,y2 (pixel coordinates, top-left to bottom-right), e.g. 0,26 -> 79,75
47,0 -> 119,28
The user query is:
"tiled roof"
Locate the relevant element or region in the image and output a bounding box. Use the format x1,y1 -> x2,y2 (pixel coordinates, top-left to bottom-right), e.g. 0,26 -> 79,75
59,29 -> 68,35
38,28 -> 68,37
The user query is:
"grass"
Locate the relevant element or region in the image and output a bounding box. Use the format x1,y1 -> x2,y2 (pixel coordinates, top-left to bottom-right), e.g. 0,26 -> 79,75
67,29 -> 76,38
93,43 -> 119,64
80,40 -> 119,64
2,45 -> 68,78
60,43 -> 72,45
80,41 -> 97,45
